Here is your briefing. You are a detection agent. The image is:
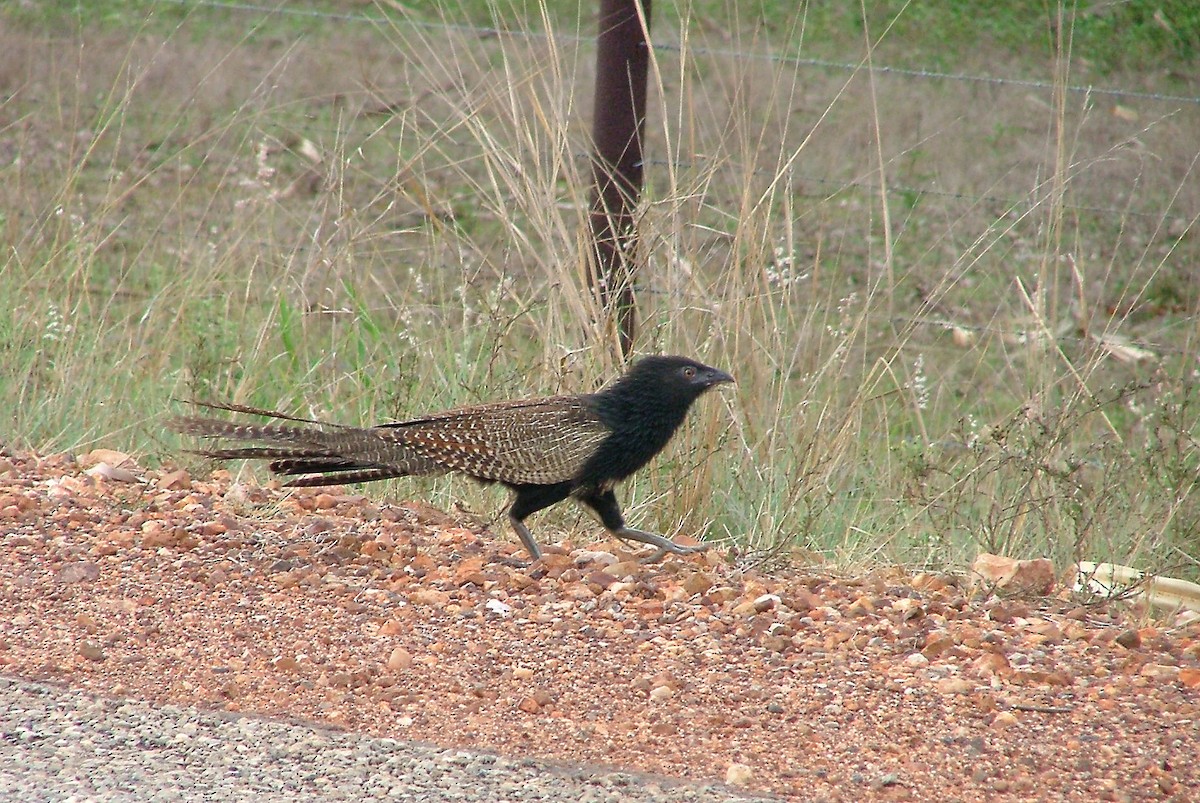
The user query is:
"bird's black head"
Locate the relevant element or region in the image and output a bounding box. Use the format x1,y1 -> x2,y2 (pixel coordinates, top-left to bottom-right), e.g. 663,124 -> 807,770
594,354 -> 733,431
618,355 -> 734,402
583,355 -> 733,483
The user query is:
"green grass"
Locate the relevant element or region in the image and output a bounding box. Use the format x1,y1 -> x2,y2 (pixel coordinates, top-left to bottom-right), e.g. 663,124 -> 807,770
7,0 -> 1199,73
2,1 -> 1198,580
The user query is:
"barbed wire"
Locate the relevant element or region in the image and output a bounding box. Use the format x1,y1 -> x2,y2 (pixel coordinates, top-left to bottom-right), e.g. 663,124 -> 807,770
29,0 -> 1193,224
635,157 -> 1177,221
153,0 -> 1200,106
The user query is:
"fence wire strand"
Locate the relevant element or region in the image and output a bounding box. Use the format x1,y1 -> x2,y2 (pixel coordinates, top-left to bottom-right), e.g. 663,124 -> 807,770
151,0 -> 1200,106
43,0 -> 1197,224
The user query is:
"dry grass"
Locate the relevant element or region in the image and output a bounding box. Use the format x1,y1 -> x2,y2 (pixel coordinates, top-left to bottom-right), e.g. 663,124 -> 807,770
2,3 -> 1198,576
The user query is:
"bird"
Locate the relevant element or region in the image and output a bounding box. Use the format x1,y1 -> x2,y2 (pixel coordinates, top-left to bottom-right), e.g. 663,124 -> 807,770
170,355 -> 734,562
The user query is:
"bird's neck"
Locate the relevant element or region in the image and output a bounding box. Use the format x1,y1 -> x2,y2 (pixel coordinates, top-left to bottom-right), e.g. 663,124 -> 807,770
591,388 -> 690,443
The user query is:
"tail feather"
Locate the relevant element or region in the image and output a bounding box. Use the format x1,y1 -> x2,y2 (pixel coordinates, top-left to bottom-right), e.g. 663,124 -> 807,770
170,411 -> 445,486
282,468 -> 417,486
186,447 -> 321,461
174,400 -> 331,426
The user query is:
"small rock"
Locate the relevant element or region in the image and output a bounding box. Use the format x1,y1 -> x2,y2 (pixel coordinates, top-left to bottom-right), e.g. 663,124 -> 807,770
847,596 -> 875,615
517,696 -> 541,714
753,594 -> 780,613
991,711 -> 1020,729
1179,668 -> 1200,689
582,570 -> 618,590
911,573 -> 953,593
387,647 -> 413,671
871,773 -> 901,790
936,677 -> 974,695
681,571 -> 714,596
1140,663 -> 1179,681
1114,629 -> 1141,649
271,655 -> 300,672
411,589 -> 450,607
972,652 -> 1010,676
1026,620 -> 1064,644
648,685 -> 674,702
86,462 -> 141,483
573,550 -> 618,567
200,521 -> 227,537
157,468 -> 191,490
81,449 -> 135,468
922,630 -> 956,659
725,762 -> 755,787
78,640 -> 106,661
891,597 -> 925,620
57,561 -> 100,584
971,553 -> 1055,596
484,599 -> 512,617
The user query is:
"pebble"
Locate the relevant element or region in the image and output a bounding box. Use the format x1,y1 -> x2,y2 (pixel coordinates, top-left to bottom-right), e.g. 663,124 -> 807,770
1115,629 -> 1142,649
726,762 -> 755,786
387,648 -> 413,671
78,640 -> 107,661
991,711 -> 1020,729
649,685 -> 675,702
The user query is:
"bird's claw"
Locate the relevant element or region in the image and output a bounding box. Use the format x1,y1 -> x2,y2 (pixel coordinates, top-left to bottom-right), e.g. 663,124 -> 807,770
643,542 -> 708,563
608,528 -> 709,564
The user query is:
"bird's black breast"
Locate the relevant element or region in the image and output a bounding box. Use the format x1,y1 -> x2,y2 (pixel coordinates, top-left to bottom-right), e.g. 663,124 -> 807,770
574,392 -> 691,487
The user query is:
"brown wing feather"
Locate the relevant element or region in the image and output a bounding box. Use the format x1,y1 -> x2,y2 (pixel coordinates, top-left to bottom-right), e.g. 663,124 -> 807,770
377,396 -> 610,485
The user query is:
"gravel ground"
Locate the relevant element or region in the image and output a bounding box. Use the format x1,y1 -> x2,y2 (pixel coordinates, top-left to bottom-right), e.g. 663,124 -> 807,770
2,450 -> 1199,801
0,676 -> 777,802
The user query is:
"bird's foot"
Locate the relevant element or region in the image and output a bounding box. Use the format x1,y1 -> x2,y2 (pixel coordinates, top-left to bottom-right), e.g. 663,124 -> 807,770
639,542 -> 709,564
611,527 -> 709,564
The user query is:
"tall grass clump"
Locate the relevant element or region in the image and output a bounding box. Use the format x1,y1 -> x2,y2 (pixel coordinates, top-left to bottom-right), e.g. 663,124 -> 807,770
2,1 -> 1197,578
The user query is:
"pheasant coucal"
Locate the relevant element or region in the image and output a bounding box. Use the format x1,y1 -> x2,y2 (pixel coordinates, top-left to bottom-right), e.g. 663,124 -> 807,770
170,355 -> 734,562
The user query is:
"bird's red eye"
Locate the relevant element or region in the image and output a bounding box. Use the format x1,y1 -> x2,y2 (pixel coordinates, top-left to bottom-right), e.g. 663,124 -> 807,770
682,366 -> 696,379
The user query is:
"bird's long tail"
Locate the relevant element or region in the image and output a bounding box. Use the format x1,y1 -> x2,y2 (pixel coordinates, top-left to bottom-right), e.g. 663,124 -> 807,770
169,402 -> 443,486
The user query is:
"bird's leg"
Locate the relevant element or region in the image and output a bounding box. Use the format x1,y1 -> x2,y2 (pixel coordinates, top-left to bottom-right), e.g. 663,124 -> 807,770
507,482 -> 574,562
580,489 -> 708,563
508,513 -> 543,561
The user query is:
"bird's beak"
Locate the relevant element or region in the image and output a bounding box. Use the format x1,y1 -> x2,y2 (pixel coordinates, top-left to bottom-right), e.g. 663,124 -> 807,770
702,366 -> 735,387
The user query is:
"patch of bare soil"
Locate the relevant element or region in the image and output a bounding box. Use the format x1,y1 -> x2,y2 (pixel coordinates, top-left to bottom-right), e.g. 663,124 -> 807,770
1,450 -> 1197,801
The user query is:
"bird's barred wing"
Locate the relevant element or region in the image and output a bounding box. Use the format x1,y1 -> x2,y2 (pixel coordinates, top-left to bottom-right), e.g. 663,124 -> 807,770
377,396 -> 610,485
